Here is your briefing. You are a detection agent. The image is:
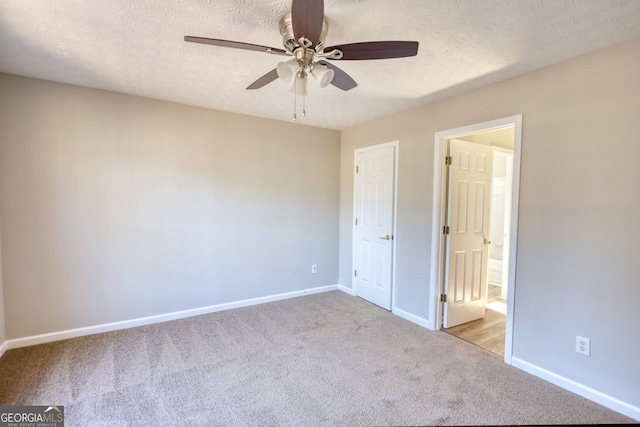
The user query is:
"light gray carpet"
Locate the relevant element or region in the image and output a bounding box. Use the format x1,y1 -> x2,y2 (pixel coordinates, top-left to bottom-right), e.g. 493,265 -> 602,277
0,291 -> 634,426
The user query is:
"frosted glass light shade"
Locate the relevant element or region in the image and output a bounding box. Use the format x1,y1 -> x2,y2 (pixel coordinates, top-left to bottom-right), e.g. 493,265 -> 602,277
276,59 -> 298,83
311,64 -> 335,88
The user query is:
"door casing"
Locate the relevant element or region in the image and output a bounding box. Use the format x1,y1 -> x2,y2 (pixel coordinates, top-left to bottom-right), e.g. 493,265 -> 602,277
428,115 -> 522,365
352,141 -> 399,311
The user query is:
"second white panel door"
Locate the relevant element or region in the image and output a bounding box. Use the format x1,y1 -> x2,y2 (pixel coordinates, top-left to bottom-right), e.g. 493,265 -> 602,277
354,144 -> 396,310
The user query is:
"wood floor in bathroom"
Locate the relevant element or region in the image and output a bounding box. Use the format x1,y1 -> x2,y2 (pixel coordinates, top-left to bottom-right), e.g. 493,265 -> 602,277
443,285 -> 506,356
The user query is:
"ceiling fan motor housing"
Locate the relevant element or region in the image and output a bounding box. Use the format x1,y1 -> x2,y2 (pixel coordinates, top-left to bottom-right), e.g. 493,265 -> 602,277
279,13 -> 328,54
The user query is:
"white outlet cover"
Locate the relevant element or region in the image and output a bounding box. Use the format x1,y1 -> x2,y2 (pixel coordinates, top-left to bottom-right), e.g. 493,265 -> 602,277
576,336 -> 591,356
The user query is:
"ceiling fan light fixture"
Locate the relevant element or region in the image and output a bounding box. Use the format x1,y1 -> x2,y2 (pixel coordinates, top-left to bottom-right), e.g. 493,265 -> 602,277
276,58 -> 298,83
185,0 -> 419,120
311,63 -> 335,88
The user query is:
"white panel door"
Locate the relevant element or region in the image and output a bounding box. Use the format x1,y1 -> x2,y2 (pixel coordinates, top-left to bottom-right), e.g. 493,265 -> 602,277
444,139 -> 493,328
354,145 -> 396,310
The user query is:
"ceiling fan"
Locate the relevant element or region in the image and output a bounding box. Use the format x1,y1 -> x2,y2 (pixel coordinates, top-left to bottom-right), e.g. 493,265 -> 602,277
185,0 -> 418,118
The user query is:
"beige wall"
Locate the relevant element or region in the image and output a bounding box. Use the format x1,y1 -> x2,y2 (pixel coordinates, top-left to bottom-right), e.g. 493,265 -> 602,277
340,37 -> 640,407
0,74 -> 340,339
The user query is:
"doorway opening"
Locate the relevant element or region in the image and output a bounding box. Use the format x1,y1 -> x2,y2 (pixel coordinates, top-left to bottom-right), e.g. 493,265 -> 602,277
442,132 -> 514,356
428,115 -> 522,365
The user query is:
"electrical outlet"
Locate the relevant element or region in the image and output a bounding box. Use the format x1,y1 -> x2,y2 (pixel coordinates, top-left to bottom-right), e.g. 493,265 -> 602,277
311,264 -> 318,274
576,336 -> 590,356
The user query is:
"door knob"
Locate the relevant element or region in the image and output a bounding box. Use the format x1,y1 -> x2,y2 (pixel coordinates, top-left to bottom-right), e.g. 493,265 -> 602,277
379,235 -> 391,240
483,238 -> 491,245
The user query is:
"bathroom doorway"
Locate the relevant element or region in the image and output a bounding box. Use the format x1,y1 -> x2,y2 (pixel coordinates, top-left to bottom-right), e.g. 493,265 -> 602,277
429,115 -> 522,363
442,128 -> 514,356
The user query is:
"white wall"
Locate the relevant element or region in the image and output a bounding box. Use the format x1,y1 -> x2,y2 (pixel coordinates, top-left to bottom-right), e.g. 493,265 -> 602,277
339,37 -> 640,410
0,73 -> 340,339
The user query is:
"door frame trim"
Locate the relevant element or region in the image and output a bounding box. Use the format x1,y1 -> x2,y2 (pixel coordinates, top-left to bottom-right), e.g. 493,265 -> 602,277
428,115 -> 522,365
352,141 -> 399,310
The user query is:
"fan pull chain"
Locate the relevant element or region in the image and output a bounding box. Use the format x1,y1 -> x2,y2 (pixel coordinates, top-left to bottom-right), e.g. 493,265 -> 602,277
302,90 -> 306,117
292,73 -> 307,121
293,77 -> 297,121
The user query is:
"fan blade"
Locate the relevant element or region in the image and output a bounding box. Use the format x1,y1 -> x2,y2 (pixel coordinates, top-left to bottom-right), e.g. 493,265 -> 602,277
318,61 -> 357,91
325,41 -> 419,60
291,0 -> 324,47
184,36 -> 289,56
246,69 -> 279,90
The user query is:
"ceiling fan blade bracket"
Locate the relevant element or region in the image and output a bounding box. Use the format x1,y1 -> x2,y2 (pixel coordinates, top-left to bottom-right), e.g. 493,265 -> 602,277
298,38 -> 313,49
315,48 -> 343,60
266,48 -> 290,57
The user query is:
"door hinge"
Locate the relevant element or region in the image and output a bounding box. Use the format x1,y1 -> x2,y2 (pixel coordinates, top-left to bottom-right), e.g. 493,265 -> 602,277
354,269 -> 357,277
355,218 -> 358,226
356,165 -> 359,173
445,156 -> 452,166
440,294 -> 447,303
443,225 -> 450,235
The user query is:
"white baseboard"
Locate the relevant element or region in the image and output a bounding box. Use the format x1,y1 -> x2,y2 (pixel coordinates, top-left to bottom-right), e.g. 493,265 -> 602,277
338,286 -> 432,330
0,339 -> 8,360
338,284 -> 356,296
512,357 -> 640,422
0,284 -> 340,353
393,307 -> 432,329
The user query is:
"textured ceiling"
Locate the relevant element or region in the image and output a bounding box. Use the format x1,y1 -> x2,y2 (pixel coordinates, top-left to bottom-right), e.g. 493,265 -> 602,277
1,0 -> 640,130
